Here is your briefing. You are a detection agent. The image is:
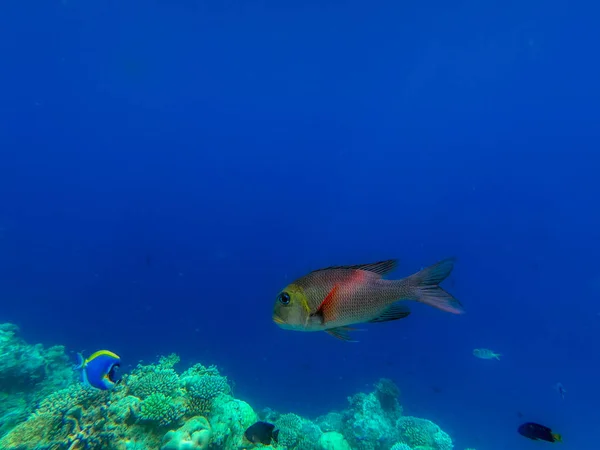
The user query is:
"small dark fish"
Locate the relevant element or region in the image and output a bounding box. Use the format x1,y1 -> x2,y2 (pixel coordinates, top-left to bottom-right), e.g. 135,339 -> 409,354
244,421 -> 279,445
518,422 -> 562,443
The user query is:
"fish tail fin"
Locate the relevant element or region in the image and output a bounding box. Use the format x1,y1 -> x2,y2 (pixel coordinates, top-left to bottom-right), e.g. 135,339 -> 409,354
494,353 -> 502,360
404,258 -> 464,314
73,353 -> 90,386
73,352 -> 85,371
552,432 -> 562,442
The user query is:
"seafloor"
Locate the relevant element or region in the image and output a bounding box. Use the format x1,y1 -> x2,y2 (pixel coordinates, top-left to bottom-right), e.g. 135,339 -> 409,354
0,323 -> 467,450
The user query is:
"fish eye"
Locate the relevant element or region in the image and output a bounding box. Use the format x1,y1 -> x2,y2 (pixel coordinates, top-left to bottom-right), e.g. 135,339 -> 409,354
278,292 -> 291,305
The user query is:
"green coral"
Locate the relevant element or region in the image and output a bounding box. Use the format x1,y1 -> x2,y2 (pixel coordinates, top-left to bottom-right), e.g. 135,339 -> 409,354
275,413 -> 304,448
180,364 -> 230,416
273,413 -> 322,450
0,322 -> 74,442
319,432 -> 351,450
127,367 -> 181,399
161,415 -> 211,450
139,393 -> 186,427
344,391 -> 397,450
390,444 -> 412,450
183,374 -> 230,400
396,417 -> 453,450
208,396 -> 257,450
159,353 -> 181,369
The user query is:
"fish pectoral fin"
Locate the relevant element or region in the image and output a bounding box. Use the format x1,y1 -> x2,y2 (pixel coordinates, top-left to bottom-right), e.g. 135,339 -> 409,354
313,284 -> 340,323
325,326 -> 359,342
368,303 -> 411,323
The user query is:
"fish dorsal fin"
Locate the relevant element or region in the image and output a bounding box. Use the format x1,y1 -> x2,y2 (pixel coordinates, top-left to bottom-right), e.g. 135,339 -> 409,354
325,326 -> 359,342
87,350 -> 120,362
311,259 -> 398,276
368,303 -> 411,323
312,284 -> 340,323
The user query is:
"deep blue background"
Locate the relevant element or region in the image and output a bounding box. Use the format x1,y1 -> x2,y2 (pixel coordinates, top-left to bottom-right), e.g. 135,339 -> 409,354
1,0 -> 599,449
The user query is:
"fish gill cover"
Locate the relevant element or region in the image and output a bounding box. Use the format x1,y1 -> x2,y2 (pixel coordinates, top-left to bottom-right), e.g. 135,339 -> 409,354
0,0 -> 599,449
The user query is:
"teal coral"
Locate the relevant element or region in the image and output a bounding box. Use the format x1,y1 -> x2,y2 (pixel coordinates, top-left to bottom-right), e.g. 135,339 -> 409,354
374,378 -> 401,413
128,367 -> 181,399
344,391 -> 397,450
0,324 -> 76,442
275,413 -> 304,448
318,432 -> 351,450
139,393 -> 186,427
390,444 -> 412,450
161,416 -> 211,450
208,395 -> 257,450
396,416 -> 453,450
181,364 -> 230,415
273,412 -> 322,450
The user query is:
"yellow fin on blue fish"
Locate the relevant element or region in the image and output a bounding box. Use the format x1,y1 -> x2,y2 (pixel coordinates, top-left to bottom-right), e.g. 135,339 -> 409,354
74,350 -> 121,390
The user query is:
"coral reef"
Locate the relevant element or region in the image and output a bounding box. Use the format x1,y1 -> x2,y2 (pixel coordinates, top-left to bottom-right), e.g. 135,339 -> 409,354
0,323 -> 455,450
0,323 -> 75,440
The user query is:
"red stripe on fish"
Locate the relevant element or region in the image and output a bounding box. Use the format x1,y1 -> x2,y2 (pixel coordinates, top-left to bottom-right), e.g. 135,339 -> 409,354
314,284 -> 340,323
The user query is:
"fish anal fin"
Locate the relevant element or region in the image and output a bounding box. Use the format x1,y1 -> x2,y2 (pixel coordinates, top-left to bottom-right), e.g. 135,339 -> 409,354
311,259 -> 398,276
325,326 -> 358,342
312,284 -> 340,323
368,304 -> 411,323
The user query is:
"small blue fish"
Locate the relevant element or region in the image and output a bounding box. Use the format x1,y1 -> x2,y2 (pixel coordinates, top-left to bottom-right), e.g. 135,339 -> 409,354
74,350 -> 121,390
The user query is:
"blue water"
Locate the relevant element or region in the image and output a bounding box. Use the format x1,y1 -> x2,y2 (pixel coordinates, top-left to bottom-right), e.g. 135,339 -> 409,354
1,0 -> 599,448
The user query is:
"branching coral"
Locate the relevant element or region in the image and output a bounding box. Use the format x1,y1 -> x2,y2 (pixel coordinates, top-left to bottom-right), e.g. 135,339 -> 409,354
273,412 -> 322,450
180,364 -> 230,416
127,368 -> 181,399
396,416 -> 453,450
139,393 -> 186,427
275,413 -> 304,448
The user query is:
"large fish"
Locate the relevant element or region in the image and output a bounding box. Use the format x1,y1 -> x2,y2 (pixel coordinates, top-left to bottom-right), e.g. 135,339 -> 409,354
272,258 -> 463,341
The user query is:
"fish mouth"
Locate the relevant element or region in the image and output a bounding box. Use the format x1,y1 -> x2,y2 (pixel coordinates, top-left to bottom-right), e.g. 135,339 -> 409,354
272,315 -> 285,325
